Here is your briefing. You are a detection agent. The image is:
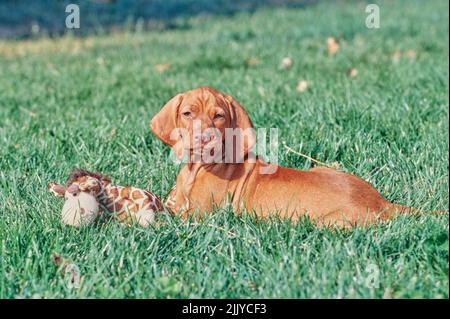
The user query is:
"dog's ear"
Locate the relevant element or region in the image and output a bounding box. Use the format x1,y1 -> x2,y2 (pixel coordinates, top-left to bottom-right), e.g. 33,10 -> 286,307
150,94 -> 184,146
225,94 -> 256,159
48,182 -> 66,197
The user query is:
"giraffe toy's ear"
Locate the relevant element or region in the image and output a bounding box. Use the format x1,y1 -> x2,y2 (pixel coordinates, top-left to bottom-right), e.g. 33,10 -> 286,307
48,182 -> 66,197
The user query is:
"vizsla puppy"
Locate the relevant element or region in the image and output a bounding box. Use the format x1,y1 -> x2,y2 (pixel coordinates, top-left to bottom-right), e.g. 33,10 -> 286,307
150,86 -> 417,227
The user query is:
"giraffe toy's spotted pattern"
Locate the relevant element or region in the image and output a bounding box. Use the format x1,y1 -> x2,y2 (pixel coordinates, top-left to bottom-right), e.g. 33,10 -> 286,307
48,169 -> 164,227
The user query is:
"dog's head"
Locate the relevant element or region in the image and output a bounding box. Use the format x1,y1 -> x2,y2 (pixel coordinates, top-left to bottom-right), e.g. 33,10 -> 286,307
150,86 -> 256,163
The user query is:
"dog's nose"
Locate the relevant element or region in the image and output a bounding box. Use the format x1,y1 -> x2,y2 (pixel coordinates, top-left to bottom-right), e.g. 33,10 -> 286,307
67,184 -> 80,195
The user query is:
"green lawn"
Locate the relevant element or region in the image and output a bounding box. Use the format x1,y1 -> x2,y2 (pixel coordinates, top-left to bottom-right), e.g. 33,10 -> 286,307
0,0 -> 448,298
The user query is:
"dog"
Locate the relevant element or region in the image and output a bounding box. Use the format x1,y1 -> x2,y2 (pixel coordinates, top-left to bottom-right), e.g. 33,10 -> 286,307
150,86 -> 419,227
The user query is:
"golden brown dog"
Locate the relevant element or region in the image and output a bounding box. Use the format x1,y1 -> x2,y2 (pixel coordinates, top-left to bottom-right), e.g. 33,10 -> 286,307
150,86 -> 417,227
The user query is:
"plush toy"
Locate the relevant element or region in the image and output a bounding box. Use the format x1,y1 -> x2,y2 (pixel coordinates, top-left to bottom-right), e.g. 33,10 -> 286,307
61,190 -> 100,227
48,169 -> 164,227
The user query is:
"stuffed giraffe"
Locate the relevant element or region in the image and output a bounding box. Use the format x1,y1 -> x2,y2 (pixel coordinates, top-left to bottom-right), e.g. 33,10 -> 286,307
48,169 -> 164,227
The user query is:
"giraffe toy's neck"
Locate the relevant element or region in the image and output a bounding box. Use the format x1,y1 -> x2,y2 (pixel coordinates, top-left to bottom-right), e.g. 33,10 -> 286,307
97,180 -> 121,209
92,178 -> 162,221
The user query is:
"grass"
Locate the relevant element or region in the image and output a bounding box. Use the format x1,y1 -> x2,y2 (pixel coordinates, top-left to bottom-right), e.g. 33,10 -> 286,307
0,0 -> 448,298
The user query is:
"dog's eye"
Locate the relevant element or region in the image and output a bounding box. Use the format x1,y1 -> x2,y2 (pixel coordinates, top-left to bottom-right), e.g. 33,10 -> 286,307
182,111 -> 192,118
214,113 -> 224,120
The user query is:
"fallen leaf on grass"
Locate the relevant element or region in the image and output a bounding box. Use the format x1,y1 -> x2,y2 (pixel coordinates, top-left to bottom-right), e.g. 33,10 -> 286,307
51,253 -> 66,268
51,253 -> 83,288
391,50 -> 402,62
246,57 -> 260,66
405,50 -> 417,60
296,80 -> 309,93
279,57 -> 293,70
154,63 -> 171,72
327,37 -> 340,55
20,107 -> 37,118
347,68 -> 358,77
257,86 -> 266,97
391,49 -> 417,62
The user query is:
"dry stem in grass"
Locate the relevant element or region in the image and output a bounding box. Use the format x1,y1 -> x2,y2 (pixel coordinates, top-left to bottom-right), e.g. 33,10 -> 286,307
283,142 -> 341,170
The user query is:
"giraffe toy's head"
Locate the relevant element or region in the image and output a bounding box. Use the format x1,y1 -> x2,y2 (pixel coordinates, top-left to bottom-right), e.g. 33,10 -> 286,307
48,169 -> 108,227
48,169 -> 110,199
